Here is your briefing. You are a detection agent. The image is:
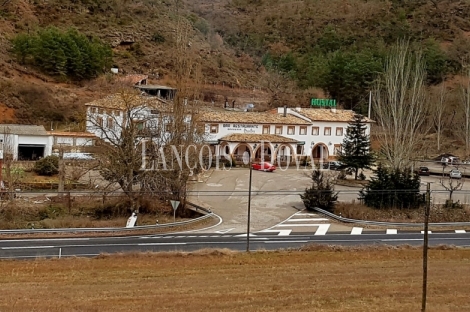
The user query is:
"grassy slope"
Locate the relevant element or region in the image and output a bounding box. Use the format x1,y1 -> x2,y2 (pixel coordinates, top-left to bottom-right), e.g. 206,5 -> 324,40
0,247 -> 469,311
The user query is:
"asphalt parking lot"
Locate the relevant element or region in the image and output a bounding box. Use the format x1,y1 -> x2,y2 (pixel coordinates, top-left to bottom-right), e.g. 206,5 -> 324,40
189,166 -> 470,233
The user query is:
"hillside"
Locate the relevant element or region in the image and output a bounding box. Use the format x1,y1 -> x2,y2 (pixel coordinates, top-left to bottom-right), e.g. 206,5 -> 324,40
0,0 -> 267,126
2,0 -> 470,131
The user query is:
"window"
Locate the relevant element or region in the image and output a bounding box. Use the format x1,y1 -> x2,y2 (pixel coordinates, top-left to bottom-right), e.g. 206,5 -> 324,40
107,118 -> 114,129
334,144 -> 342,155
96,117 -> 103,128
150,109 -> 160,115
287,126 -> 295,135
165,123 -> 171,132
210,124 -> 219,134
98,108 -> 104,115
324,127 -> 331,136
300,126 -> 307,135
263,125 -> 270,134
134,121 -> 144,131
336,127 -> 343,136
312,127 -> 319,136
275,126 -> 283,135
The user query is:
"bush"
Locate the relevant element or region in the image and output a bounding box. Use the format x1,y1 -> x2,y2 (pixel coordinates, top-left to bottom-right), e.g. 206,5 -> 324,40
359,164 -> 423,209
301,169 -> 338,212
34,155 -> 59,176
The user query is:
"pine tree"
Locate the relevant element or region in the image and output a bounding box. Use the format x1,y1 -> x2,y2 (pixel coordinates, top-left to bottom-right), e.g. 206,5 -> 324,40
338,114 -> 374,180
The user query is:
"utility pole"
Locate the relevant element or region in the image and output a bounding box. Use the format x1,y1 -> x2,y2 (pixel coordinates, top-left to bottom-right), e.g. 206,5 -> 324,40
421,182 -> 431,312
246,154 -> 253,252
58,144 -> 65,197
368,91 -> 372,119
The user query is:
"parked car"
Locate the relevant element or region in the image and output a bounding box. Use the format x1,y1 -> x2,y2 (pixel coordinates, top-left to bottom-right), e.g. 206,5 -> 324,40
322,161 -> 345,170
252,162 -> 276,172
449,169 -> 462,179
417,167 -> 430,176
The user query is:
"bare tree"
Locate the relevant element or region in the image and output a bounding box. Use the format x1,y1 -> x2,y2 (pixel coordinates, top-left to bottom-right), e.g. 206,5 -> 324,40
1,126 -> 15,197
459,65 -> 470,158
440,176 -> 464,204
430,83 -> 448,152
372,40 -> 429,170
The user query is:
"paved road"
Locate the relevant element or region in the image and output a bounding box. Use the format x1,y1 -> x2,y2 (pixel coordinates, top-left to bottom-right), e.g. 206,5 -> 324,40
1,232 -> 469,259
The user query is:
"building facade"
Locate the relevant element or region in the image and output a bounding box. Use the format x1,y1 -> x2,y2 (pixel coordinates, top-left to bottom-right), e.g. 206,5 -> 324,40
199,107 -> 372,164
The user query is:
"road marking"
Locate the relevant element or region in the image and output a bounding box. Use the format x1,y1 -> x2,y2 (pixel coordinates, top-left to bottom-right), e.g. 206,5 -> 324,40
296,213 -> 321,216
350,227 -> 363,235
163,236 -> 174,238
276,224 -> 330,227
386,229 -> 397,234
234,233 -> 257,237
138,243 -> 187,246
286,218 -> 329,222
259,230 -> 292,236
455,230 -> 466,234
209,235 -> 220,238
264,240 -> 308,244
2,245 -> 55,250
421,231 -> 432,234
314,224 -> 330,236
215,228 -> 235,234
175,236 -> 186,238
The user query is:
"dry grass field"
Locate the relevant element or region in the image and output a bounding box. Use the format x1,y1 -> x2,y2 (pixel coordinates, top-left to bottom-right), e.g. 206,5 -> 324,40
0,246 -> 469,311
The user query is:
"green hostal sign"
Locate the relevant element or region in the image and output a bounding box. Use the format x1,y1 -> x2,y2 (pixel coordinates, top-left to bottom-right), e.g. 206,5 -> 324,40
311,98 -> 337,107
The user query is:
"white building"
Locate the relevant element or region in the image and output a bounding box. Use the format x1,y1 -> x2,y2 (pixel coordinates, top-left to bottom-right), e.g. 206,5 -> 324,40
0,124 -> 52,161
199,107 -> 372,164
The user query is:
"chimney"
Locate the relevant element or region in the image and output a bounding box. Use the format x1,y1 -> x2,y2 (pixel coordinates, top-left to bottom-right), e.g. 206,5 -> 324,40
283,105 -> 287,117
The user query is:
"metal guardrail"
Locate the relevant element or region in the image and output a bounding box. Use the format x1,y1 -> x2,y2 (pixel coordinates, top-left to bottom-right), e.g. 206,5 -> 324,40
0,202 -> 214,235
313,207 -> 470,227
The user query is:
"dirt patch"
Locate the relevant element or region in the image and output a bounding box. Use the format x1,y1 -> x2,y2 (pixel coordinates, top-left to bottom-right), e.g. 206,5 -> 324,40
0,248 -> 469,311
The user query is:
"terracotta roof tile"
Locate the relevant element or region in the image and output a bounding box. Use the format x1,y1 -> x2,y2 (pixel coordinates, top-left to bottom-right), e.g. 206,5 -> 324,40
295,108 -> 374,122
199,110 -> 310,125
220,134 -> 299,143
85,93 -> 171,111
47,131 -> 97,138
117,74 -> 148,85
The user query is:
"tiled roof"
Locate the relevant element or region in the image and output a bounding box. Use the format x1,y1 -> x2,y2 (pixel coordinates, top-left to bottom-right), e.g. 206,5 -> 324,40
85,93 -> 171,111
48,131 -> 97,138
220,134 -> 299,143
295,108 -> 374,122
0,124 -> 48,136
117,74 -> 148,85
199,110 -> 310,125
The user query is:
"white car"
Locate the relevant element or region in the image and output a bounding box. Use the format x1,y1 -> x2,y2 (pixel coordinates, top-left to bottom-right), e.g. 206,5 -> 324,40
449,169 -> 462,179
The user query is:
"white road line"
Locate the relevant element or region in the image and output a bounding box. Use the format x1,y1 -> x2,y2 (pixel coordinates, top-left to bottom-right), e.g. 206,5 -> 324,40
2,245 -> 55,250
264,240 -> 308,244
276,224 -> 330,227
209,235 -> 220,238
350,227 -> 363,235
163,236 -> 174,238
455,230 -> 466,234
234,233 -> 257,237
138,243 -> 187,246
175,236 -> 186,238
421,231 -> 432,234
259,230 -> 292,236
286,218 -> 329,222
386,229 -> 398,235
314,224 -> 330,236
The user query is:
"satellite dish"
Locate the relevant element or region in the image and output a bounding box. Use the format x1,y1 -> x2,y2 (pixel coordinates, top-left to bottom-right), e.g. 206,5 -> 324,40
247,103 -> 254,109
